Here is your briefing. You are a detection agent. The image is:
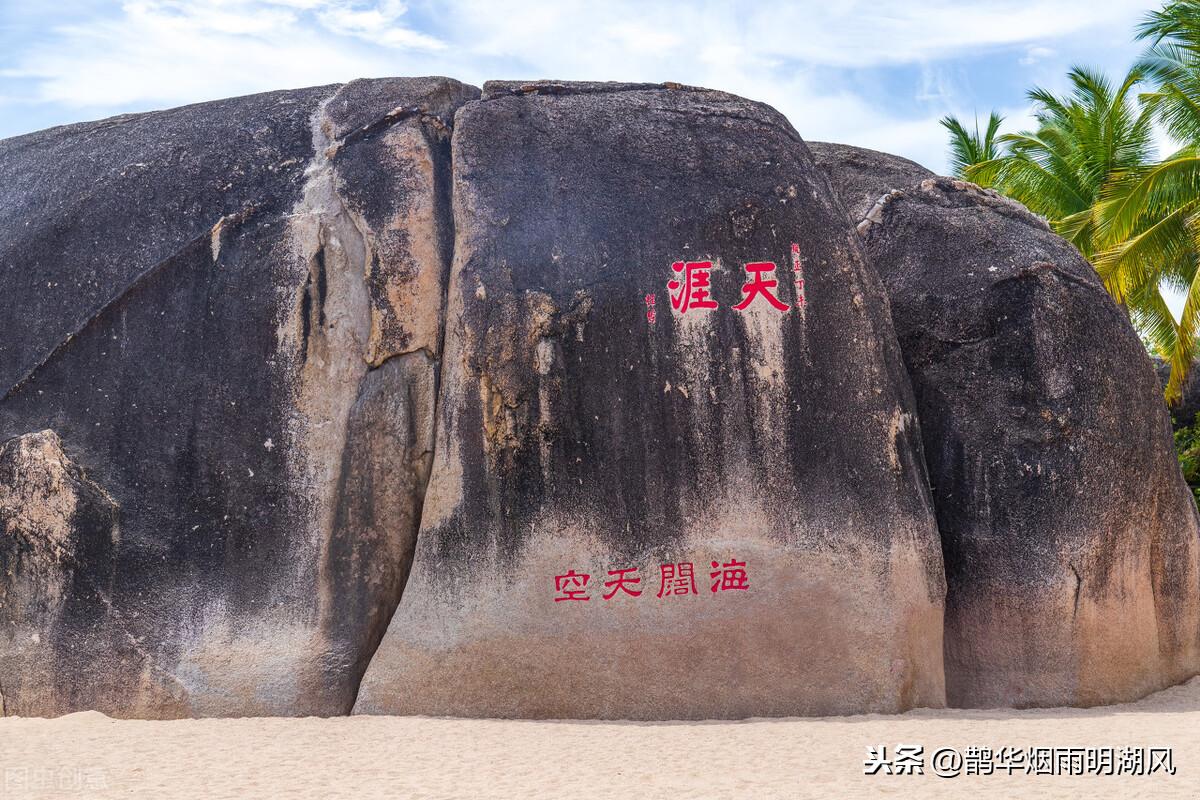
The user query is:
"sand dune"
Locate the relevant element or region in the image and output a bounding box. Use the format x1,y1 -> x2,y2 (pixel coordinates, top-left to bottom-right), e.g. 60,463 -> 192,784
1,677 -> 1198,799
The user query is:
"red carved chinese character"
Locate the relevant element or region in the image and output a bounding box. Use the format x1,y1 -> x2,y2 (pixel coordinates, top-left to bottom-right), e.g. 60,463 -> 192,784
791,243 -> 806,308
733,262 -> 789,312
667,261 -> 719,313
554,570 -> 591,602
710,559 -> 749,593
603,567 -> 643,599
656,562 -> 698,597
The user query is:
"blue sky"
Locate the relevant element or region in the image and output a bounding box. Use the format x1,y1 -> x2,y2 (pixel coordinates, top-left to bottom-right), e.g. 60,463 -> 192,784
0,1 -> 1166,173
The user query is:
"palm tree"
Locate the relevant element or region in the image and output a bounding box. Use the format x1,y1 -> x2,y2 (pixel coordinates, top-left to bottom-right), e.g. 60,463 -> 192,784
1136,1 -> 1200,143
939,112 -> 1004,181
1093,4 -> 1200,402
966,66 -> 1152,259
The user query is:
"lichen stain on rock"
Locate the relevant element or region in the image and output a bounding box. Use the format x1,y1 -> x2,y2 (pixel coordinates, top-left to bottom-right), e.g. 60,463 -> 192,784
667,277 -> 720,453
467,288 -> 593,470
357,124 -> 446,366
0,430 -> 118,623
0,429 -> 125,717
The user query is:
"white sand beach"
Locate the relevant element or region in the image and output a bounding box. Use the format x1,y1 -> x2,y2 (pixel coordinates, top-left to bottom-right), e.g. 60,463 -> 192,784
1,677 -> 1197,799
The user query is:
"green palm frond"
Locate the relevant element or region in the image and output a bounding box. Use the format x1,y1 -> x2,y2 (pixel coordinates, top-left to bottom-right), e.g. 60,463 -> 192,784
1054,208 -> 1096,253
960,65 -> 1150,258
1163,216 -> 1200,403
932,5 -> 1200,403
1130,283 -> 1181,363
1094,150 -> 1200,245
940,111 -> 1005,180
1136,6 -> 1200,143
1137,1 -> 1200,51
1094,200 -> 1196,302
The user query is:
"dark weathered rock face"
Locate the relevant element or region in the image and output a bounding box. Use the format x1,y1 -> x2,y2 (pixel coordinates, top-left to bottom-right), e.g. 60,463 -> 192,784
808,142 -> 933,224
352,81 -> 947,719
834,166 -> 1200,708
0,77 -> 477,717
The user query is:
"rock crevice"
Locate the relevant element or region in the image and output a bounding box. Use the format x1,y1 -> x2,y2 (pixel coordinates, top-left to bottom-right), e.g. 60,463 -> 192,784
0,77 -> 477,717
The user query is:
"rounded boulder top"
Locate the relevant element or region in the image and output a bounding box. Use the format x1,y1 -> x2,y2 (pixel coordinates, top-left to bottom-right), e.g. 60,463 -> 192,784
352,81 -> 948,720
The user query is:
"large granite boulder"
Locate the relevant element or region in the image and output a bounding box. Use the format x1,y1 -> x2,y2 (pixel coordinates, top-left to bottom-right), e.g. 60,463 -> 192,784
352,81 -> 947,719
0,77 -> 477,717
809,142 -> 933,223
818,150 -> 1200,708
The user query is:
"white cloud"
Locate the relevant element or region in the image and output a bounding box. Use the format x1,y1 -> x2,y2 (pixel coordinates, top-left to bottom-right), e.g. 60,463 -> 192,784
1019,45 -> 1058,66
601,22 -> 683,53
316,0 -> 445,49
915,64 -> 957,105
435,0 -> 1149,71
4,1 -> 422,107
0,0 -> 1158,172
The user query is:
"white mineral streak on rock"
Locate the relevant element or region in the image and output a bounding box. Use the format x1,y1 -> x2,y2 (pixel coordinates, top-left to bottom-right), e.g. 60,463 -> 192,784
172,602 -> 328,717
736,285 -> 789,458
280,90 -> 374,592
856,189 -> 902,236
669,259 -> 719,450
161,86 -> 381,711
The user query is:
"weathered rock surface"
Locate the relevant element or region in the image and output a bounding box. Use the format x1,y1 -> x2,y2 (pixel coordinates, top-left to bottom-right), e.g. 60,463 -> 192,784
0,430 -> 119,715
827,160 -> 1200,707
352,81 -> 947,719
0,77 -> 476,717
808,142 -> 933,224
